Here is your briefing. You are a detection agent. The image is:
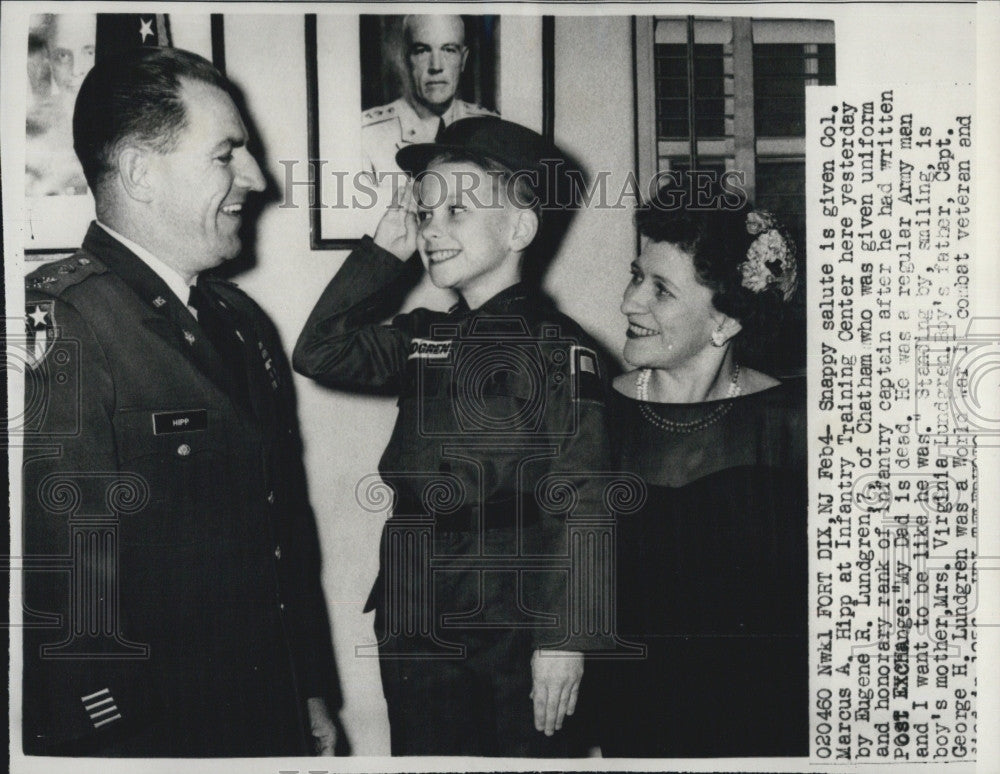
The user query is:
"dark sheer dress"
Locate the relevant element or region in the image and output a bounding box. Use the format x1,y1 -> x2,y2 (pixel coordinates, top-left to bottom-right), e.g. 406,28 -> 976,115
596,378 -> 808,758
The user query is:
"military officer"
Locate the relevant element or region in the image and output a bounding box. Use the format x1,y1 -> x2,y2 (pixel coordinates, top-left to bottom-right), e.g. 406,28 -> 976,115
361,14 -> 498,180
21,47 -> 341,756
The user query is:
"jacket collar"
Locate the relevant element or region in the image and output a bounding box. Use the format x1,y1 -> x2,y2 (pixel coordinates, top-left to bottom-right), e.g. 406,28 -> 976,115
83,222 -> 190,313
81,222 -> 236,399
94,220 -> 192,306
450,282 -> 538,316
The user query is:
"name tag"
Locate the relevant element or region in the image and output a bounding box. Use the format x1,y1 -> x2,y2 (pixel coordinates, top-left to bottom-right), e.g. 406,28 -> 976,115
407,338 -> 453,359
152,409 -> 208,435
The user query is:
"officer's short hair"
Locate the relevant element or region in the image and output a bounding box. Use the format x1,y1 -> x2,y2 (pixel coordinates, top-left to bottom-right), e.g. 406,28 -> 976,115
74,46 -> 232,195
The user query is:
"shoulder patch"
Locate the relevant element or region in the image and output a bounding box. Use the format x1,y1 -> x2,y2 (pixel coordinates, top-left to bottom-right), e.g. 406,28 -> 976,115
24,299 -> 57,369
362,103 -> 398,127
25,253 -> 104,296
571,345 -> 604,402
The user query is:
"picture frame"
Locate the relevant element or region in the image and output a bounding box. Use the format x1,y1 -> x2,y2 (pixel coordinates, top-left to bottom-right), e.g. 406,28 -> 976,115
306,13 -> 554,250
24,12 -> 226,259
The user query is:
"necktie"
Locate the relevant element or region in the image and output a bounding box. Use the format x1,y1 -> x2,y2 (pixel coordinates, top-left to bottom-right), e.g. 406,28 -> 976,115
188,283 -> 248,403
435,117 -> 447,142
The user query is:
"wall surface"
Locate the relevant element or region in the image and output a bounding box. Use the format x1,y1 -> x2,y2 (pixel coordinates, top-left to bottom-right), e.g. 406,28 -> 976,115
220,13 -> 636,755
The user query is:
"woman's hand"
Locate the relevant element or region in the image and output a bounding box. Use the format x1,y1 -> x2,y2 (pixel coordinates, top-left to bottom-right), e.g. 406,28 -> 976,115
374,180 -> 418,261
530,649 -> 584,736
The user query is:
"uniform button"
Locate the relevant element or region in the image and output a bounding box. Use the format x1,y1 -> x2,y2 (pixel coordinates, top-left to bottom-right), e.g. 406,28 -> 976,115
274,545 -> 282,560
279,602 -> 286,611
267,491 -> 275,504
177,444 -> 191,456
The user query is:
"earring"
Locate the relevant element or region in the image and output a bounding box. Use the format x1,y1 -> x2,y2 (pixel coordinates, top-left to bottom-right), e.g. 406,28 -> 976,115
711,326 -> 727,347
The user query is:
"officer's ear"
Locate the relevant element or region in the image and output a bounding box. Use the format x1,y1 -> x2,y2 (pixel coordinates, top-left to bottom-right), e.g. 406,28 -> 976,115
460,46 -> 469,73
116,145 -> 156,204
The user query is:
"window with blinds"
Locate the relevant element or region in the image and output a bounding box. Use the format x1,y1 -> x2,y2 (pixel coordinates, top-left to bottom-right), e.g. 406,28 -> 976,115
636,17 -> 835,246
634,17 -> 835,374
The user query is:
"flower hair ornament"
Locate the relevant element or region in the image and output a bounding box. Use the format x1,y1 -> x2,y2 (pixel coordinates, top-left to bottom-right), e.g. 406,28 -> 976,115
740,210 -> 798,301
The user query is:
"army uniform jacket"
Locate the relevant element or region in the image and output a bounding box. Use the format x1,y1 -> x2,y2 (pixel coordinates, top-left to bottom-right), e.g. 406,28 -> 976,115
22,224 -> 339,756
361,97 -> 498,180
294,239 -> 612,652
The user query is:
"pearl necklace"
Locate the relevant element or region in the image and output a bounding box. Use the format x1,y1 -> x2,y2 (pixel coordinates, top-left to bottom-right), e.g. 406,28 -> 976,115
635,364 -> 742,433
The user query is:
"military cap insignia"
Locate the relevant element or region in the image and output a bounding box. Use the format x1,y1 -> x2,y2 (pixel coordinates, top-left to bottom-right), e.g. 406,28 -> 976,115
25,300 -> 56,369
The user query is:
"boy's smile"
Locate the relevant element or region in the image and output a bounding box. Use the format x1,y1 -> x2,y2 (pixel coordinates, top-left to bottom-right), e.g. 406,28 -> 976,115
426,247 -> 462,264
416,161 -> 524,309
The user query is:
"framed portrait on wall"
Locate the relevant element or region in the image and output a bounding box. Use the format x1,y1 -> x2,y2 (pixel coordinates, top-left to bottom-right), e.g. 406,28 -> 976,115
306,13 -> 554,250
24,12 -> 224,258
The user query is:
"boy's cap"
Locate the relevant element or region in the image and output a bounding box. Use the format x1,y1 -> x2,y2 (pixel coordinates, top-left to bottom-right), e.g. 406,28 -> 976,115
395,116 -> 557,178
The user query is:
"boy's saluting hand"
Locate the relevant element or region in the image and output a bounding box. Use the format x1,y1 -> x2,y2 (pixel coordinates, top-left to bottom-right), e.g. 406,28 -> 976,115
374,180 -> 419,261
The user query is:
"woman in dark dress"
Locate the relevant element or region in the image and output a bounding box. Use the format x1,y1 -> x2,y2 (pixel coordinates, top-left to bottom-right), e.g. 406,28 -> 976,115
598,183 -> 808,757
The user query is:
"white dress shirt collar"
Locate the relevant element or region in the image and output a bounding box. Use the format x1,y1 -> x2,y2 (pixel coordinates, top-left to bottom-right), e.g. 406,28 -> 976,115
96,220 -> 194,307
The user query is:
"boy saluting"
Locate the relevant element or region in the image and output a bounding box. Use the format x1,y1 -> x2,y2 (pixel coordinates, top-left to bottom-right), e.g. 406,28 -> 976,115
294,117 -> 611,756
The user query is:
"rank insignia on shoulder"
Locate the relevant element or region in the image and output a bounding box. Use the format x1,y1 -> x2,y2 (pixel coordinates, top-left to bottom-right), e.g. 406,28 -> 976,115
25,300 -> 56,369
571,345 -> 603,401
362,104 -> 396,127
27,274 -> 57,290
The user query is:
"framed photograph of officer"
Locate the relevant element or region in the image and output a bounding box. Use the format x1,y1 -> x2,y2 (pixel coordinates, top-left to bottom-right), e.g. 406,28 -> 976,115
306,13 -> 553,248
